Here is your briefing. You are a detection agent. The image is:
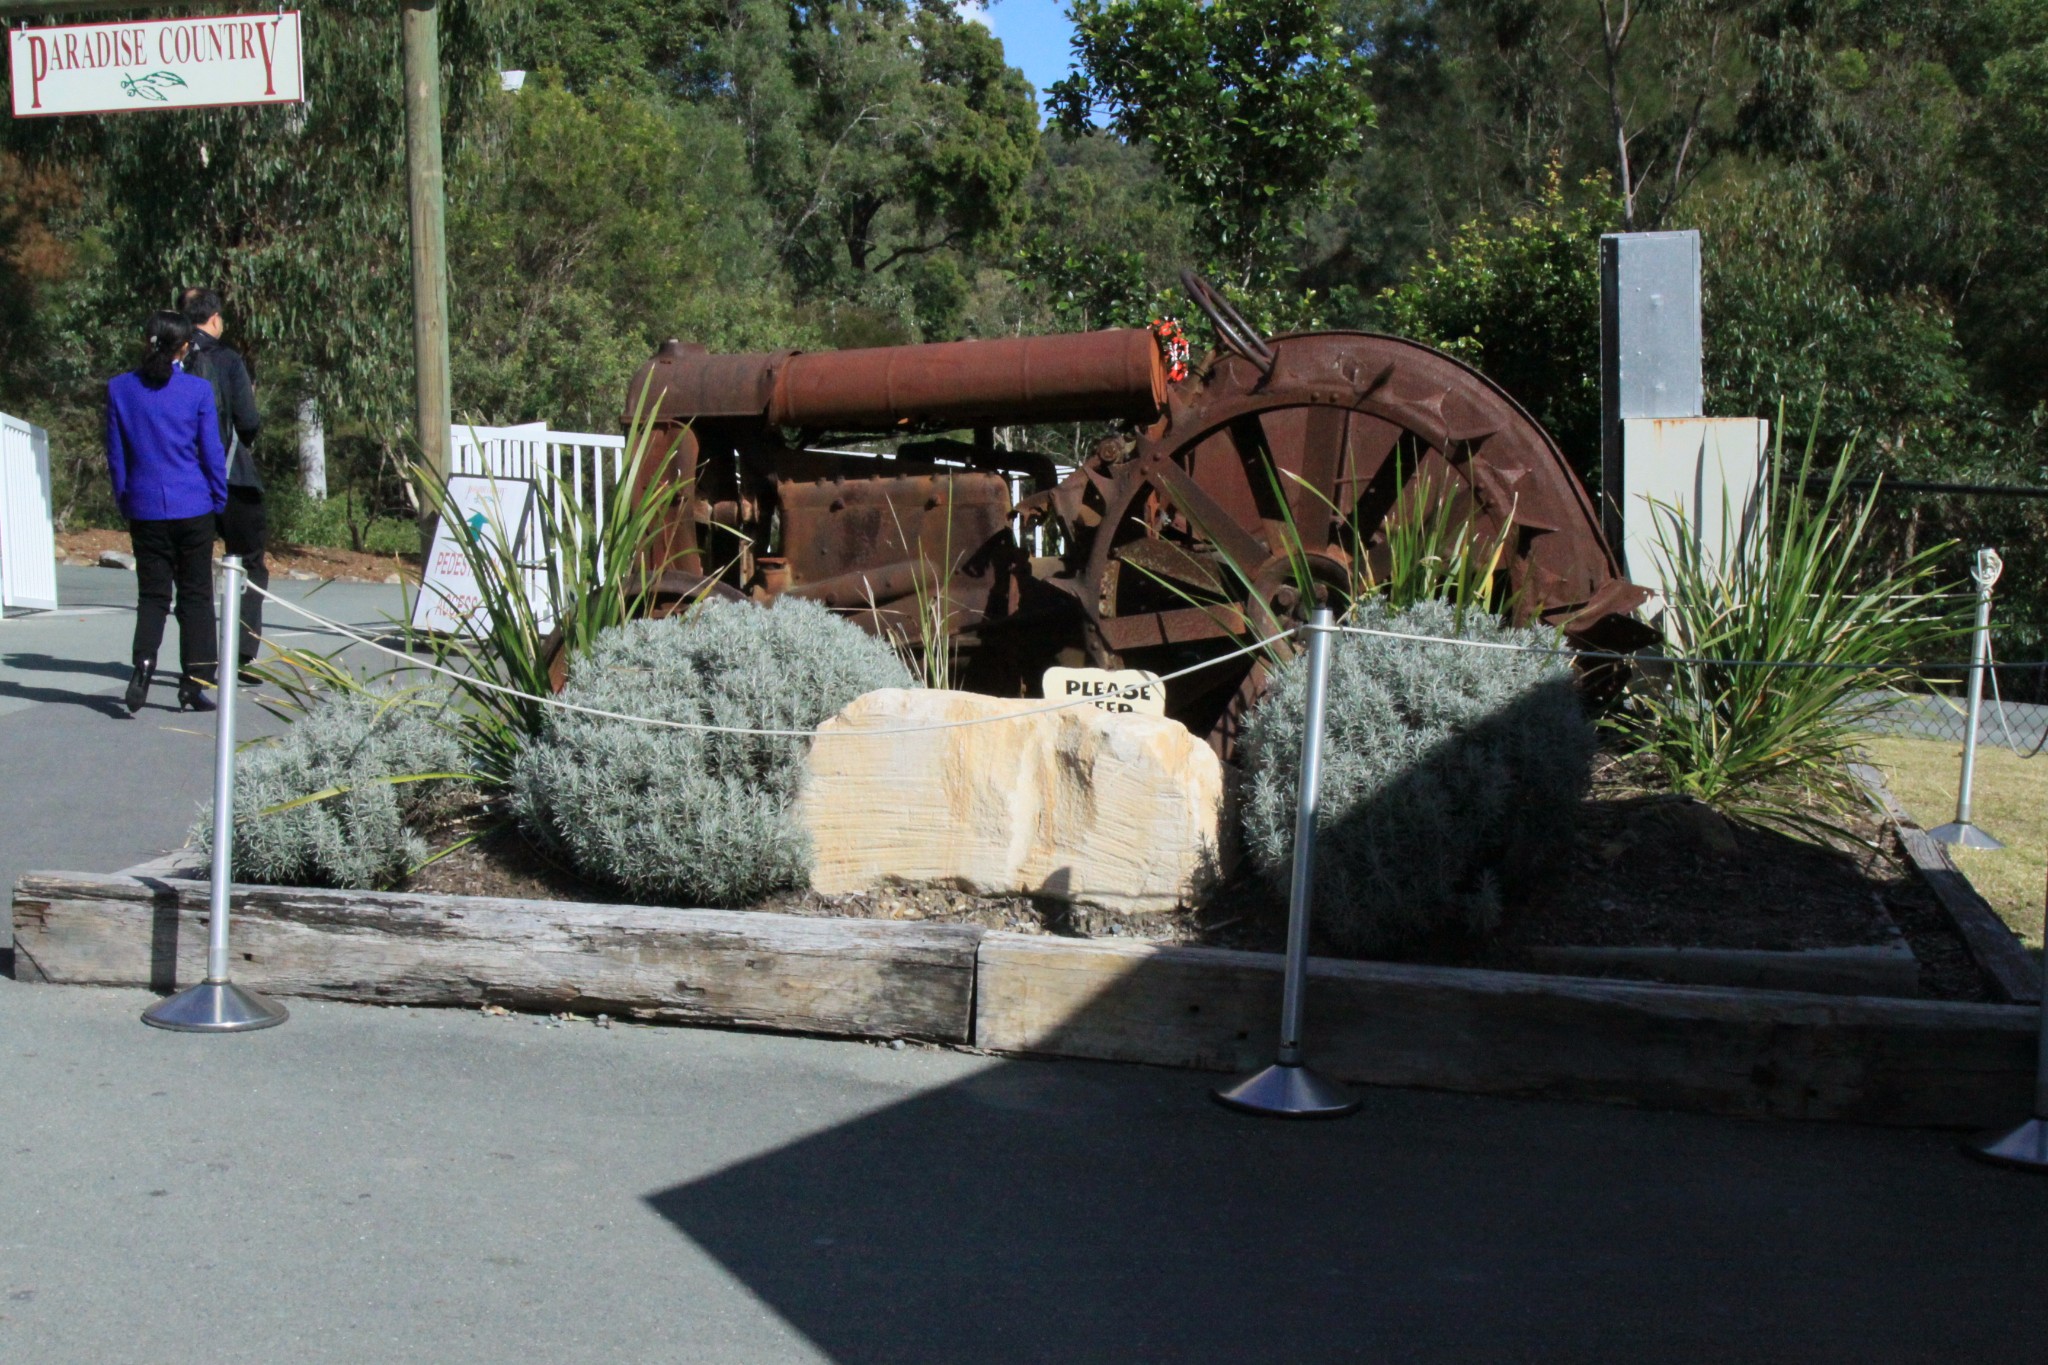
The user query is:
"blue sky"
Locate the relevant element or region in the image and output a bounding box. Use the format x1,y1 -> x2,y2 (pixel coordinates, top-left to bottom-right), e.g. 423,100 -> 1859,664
968,0 -> 1080,113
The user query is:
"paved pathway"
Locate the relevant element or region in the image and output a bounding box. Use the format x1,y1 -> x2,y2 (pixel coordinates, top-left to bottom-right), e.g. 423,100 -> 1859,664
4,568 -> 2047,1362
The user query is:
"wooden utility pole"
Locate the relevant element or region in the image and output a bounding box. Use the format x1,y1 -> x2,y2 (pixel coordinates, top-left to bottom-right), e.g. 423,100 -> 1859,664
400,0 -> 451,490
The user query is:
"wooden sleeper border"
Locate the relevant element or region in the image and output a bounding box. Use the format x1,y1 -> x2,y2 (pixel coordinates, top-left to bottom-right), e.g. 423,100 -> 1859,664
12,868 -> 2037,1130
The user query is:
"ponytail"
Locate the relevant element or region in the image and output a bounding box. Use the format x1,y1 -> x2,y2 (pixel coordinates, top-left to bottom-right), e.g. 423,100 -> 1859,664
138,310 -> 193,389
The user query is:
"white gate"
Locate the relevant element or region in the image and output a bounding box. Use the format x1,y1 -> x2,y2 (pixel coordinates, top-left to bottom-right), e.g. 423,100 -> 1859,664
448,423 -> 629,570
429,423 -> 630,635
0,410 -> 59,611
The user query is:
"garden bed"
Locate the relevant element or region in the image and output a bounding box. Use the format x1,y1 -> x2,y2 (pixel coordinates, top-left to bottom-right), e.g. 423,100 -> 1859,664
400,755 -> 1998,1001
11,867 -> 2036,1129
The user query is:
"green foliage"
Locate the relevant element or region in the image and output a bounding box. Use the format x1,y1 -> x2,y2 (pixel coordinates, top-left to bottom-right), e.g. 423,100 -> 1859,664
449,79 -> 813,429
1015,133 -> 1195,333
1690,170 -> 1981,470
1355,462 -> 1517,616
1369,169 -> 1616,484
1052,0 -> 1374,305
1613,417 -> 1967,841
266,485 -> 420,556
1963,38 -> 2048,412
206,683 -> 478,889
512,598 -> 913,905
717,0 -> 1040,315
1239,599 -> 1594,954
518,0 -> 701,95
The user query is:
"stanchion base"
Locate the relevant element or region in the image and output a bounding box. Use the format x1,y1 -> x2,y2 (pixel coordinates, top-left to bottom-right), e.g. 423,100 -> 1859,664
1212,1062 -> 1360,1119
1967,1117 -> 2048,1172
142,981 -> 288,1033
1929,821 -> 2005,851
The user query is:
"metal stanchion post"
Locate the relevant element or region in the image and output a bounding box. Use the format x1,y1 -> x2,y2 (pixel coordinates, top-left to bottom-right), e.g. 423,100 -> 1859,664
1969,983 -> 2048,1171
1933,548 -> 2005,850
142,555 -> 288,1033
1214,608 -> 1360,1118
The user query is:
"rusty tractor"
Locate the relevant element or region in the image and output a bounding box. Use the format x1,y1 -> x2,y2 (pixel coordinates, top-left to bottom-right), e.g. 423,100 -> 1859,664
619,273 -> 1650,753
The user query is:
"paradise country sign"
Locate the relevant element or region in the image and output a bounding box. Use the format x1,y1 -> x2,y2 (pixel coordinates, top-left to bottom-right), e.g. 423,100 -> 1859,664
8,11 -> 304,117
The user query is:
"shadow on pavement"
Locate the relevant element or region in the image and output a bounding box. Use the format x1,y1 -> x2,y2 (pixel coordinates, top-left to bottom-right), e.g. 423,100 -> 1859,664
646,1055 -> 2048,1363
0,677 -> 132,718
1,653 -> 134,682
642,680 -> 2048,1360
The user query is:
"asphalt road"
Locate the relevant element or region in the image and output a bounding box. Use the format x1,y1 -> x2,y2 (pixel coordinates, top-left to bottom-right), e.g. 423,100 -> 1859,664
4,567 -> 2048,1363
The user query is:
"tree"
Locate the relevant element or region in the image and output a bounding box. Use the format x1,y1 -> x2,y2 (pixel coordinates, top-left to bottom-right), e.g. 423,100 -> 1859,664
1371,168 -> 1617,480
1050,0 -> 1374,299
448,79 -> 812,428
90,0 -> 511,441
1015,133 -> 1196,333
709,0 -> 1039,341
1963,38 -> 2048,413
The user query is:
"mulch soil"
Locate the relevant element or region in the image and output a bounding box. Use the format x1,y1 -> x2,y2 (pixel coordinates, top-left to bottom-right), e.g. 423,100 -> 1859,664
402,751 -> 2001,1002
58,528 -> 421,585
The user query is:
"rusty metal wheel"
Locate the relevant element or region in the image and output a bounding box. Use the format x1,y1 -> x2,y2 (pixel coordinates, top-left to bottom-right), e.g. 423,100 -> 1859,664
1058,329 -> 1649,752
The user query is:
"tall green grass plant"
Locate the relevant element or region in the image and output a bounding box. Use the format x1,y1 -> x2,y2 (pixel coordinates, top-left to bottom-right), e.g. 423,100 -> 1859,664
1614,412 -> 1965,839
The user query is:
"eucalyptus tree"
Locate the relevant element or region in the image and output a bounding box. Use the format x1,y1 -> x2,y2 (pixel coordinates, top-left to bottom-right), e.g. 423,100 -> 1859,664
704,0 -> 1039,341
1050,0 -> 1375,308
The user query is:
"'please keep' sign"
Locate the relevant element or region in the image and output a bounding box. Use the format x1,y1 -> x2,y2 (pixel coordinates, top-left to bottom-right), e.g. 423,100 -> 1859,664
1043,667 -> 1167,717
9,12 -> 305,118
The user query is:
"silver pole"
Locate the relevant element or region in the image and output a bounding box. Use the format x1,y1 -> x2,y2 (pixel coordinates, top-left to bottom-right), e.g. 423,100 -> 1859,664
205,558 -> 243,982
1214,608 -> 1358,1118
1970,982 -> 2048,1170
1277,607 -> 1335,1065
142,556 -> 287,1032
1933,549 -> 2004,850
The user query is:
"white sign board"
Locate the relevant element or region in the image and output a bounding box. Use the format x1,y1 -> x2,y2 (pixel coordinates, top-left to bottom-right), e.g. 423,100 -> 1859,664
9,12 -> 305,118
1042,667 -> 1167,717
412,476 -> 543,637
1,412 -> 59,611
1620,416 -> 1769,607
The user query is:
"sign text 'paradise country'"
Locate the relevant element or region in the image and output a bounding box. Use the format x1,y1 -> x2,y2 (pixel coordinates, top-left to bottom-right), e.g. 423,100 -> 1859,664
9,12 -> 304,118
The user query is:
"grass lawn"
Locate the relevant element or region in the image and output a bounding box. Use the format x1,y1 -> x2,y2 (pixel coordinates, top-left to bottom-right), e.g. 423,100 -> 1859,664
1863,734 -> 2047,949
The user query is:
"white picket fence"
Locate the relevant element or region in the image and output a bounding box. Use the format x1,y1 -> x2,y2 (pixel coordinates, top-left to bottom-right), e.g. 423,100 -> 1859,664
0,410 -> 59,612
447,422 -> 630,577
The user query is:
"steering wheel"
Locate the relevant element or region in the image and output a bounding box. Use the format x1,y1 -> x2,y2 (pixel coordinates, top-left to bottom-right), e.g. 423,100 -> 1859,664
1179,269 -> 1277,379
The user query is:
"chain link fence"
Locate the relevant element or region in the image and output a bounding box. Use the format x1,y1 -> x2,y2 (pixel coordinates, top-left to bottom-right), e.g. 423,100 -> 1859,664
1852,571 -> 2048,755
1856,687 -> 2048,752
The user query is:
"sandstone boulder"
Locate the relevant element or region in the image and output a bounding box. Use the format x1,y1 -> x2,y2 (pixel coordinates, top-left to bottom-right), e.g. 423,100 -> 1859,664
796,688 -> 1227,914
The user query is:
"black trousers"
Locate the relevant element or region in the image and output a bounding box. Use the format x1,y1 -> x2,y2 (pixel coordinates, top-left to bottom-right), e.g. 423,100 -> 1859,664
129,513 -> 217,680
218,484 -> 267,665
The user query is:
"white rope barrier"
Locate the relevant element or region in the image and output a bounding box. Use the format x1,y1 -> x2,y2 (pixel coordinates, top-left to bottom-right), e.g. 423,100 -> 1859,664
1326,621 -> 2015,673
244,580 -> 1297,738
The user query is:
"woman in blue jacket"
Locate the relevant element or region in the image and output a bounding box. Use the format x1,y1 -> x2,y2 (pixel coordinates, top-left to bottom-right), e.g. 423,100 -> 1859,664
106,310 -> 227,713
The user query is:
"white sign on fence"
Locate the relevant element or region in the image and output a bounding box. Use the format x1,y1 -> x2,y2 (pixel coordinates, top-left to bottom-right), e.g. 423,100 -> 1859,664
9,12 -> 305,119
411,476 -> 543,637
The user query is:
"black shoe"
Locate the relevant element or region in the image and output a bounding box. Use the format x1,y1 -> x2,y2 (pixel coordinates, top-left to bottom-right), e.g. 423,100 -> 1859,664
237,660 -> 261,686
177,677 -> 217,713
124,659 -> 153,714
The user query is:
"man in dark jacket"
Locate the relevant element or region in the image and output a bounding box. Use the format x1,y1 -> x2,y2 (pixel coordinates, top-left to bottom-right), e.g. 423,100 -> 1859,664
179,286 -> 265,676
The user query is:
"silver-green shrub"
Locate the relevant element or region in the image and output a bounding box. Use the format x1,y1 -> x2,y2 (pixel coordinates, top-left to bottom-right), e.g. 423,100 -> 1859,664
1239,599 -> 1594,953
512,596 -> 912,905
202,684 -> 474,889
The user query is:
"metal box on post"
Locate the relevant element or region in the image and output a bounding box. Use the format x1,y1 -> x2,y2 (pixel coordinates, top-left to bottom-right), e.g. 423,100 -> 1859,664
1600,231 -> 1704,547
